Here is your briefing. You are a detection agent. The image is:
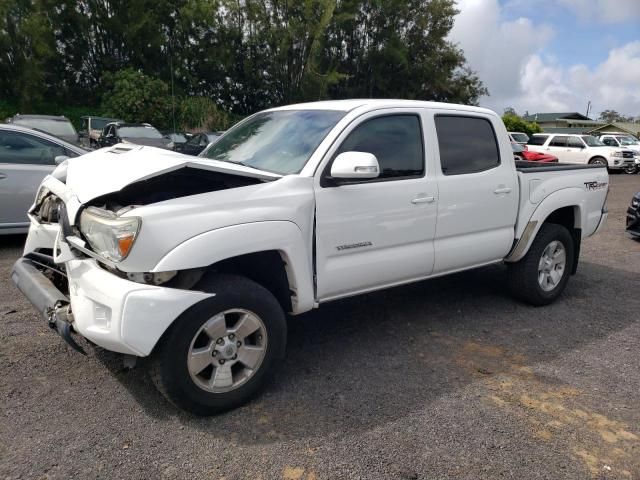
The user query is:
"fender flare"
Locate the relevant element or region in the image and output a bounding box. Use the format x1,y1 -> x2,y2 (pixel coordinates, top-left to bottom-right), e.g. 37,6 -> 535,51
506,188 -> 585,263
152,221 -> 314,314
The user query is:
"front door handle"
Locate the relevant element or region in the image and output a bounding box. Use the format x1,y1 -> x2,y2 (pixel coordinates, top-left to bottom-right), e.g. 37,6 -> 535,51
411,195 -> 435,204
0,173 -> 7,179
494,187 -> 512,194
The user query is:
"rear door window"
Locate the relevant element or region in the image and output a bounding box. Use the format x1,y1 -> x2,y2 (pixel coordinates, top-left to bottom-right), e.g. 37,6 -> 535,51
528,135 -> 549,146
435,115 -> 500,175
549,136 -> 568,147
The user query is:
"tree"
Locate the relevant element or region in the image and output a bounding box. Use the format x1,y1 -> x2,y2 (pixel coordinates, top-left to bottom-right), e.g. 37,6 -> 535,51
502,113 -> 542,137
598,110 -> 632,123
101,69 -> 172,128
0,0 -> 487,119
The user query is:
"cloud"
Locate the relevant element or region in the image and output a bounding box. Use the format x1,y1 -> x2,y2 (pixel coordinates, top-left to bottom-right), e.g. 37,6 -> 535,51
450,0 -> 640,117
559,0 -> 640,23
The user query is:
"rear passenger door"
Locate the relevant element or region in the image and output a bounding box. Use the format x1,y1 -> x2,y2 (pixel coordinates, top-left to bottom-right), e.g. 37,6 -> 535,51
0,131 -> 61,228
431,113 -> 518,274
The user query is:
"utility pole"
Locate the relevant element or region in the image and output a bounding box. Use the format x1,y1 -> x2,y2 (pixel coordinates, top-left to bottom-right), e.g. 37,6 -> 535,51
585,101 -> 591,119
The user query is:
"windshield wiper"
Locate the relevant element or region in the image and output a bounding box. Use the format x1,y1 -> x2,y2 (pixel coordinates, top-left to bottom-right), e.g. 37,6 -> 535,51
216,159 -> 268,172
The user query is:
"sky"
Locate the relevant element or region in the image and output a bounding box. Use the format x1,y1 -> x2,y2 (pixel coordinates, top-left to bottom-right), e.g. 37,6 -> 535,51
449,0 -> 640,119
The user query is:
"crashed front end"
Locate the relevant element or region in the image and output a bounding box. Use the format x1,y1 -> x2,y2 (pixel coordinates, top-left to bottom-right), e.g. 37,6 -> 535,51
12,176 -> 212,357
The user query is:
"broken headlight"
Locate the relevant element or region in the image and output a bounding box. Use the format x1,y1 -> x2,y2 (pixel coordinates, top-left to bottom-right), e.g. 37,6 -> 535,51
79,207 -> 141,262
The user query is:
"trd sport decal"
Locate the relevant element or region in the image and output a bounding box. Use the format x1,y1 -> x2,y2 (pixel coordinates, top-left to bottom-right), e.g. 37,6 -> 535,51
336,241 -> 373,251
584,181 -> 607,191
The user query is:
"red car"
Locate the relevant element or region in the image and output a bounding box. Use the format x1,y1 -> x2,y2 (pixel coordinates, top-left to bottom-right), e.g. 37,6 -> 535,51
511,142 -> 558,163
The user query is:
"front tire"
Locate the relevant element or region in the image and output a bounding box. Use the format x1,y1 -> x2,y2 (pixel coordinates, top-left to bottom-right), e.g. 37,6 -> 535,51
507,223 -> 574,306
150,274 -> 287,415
588,156 -> 608,167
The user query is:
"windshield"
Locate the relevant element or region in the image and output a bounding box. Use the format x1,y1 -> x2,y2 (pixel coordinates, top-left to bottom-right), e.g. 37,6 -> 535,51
511,133 -> 528,143
618,136 -> 639,145
581,135 -> 605,147
202,110 -> 346,174
91,118 -> 119,130
119,126 -> 162,139
511,143 -> 525,153
14,118 -> 77,137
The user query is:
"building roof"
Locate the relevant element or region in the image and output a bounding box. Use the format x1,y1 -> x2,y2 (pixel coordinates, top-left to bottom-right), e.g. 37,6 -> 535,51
523,112 -> 591,122
586,123 -> 640,136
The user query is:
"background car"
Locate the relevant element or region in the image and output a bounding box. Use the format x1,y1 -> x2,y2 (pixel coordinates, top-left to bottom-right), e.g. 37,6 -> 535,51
162,132 -> 188,150
79,116 -> 124,148
626,191 -> 640,238
7,114 -> 80,145
511,142 -> 558,163
0,124 -> 87,234
598,134 -> 640,174
508,131 -> 529,145
97,122 -> 170,149
174,132 -> 222,156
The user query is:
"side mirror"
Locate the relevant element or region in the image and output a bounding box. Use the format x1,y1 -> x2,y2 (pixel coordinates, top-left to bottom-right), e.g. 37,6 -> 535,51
330,151 -> 380,180
54,155 -> 69,165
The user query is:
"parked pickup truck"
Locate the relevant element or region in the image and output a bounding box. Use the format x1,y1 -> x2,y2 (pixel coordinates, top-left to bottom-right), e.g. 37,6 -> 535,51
11,100 -> 609,415
527,133 -> 635,171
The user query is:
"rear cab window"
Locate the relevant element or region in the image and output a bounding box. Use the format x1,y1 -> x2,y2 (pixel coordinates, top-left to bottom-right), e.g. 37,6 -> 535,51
434,115 -> 500,175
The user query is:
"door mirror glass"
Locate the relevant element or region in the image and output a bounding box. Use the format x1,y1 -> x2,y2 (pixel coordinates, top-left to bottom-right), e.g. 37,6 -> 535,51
331,152 -> 380,179
54,155 -> 69,165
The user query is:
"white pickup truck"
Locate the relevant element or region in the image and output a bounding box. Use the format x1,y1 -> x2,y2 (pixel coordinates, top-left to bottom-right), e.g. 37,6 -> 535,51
527,133 -> 636,171
11,100 -> 609,415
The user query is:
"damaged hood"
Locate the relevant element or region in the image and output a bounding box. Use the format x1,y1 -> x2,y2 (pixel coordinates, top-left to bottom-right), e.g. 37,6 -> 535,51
64,144 -> 282,203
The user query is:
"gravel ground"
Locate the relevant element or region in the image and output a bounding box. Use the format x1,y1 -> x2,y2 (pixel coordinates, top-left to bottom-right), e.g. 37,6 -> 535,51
1,175 -> 639,480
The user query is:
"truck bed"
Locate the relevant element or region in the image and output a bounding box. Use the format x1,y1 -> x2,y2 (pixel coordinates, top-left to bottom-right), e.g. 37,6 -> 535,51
513,160 -> 609,243
515,160 -> 606,173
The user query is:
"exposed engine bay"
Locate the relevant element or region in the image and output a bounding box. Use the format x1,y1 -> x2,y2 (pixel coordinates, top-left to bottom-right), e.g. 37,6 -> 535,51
86,167 -> 266,212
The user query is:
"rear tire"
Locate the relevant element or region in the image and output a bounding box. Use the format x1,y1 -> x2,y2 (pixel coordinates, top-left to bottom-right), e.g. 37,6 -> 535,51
150,274 -> 287,415
507,223 -> 574,306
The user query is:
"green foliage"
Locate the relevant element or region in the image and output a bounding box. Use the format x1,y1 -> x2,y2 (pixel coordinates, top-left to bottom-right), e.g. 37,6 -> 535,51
178,97 -> 237,132
1,0 -> 488,124
101,69 -> 172,129
598,109 -> 632,123
502,113 -> 543,137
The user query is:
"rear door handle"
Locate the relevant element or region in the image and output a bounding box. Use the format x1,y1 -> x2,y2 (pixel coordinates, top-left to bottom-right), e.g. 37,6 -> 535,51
0,173 -> 7,179
494,187 -> 512,194
411,195 -> 435,204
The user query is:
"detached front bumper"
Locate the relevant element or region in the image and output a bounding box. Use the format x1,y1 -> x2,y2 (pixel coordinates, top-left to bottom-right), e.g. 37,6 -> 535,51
13,227 -> 212,357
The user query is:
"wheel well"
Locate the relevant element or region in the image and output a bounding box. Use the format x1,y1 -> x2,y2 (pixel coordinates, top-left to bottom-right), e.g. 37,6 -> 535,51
544,206 -> 581,274
588,156 -> 606,164
205,251 -> 293,313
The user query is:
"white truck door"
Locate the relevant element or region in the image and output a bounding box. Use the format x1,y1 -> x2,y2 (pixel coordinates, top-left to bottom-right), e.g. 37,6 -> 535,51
431,112 -> 518,274
314,110 -> 437,301
566,136 -> 588,164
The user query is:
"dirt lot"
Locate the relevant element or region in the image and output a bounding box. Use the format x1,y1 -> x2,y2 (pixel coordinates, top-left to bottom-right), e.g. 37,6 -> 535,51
1,175 -> 639,480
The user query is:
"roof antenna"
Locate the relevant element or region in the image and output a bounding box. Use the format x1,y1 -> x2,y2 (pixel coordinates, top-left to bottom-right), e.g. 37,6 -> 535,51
169,38 -> 176,133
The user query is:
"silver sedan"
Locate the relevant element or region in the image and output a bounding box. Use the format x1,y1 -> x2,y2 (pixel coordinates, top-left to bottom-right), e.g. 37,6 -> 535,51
0,124 -> 88,234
